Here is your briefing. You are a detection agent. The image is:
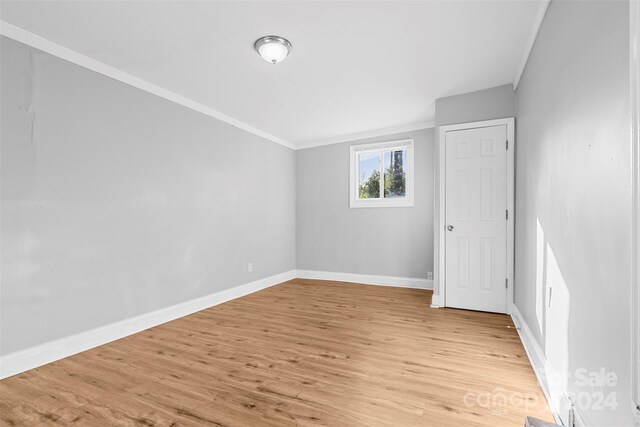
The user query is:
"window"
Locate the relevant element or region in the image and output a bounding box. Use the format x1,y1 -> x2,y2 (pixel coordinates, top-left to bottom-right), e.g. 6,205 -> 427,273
350,139 -> 414,208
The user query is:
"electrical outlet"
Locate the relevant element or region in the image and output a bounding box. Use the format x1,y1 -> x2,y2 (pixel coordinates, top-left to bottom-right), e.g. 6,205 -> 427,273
427,272 -> 433,280
247,263 -> 253,273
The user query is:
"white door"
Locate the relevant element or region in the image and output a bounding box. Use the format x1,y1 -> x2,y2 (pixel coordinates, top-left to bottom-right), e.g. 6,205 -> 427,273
445,125 -> 508,313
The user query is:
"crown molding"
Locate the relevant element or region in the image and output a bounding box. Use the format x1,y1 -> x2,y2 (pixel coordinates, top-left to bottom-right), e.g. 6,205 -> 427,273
513,0 -> 551,90
0,21 -> 296,150
0,21 -> 434,152
295,120 -> 435,150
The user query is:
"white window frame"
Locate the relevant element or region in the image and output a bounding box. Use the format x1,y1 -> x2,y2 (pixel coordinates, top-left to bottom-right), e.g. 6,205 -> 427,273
349,139 -> 414,208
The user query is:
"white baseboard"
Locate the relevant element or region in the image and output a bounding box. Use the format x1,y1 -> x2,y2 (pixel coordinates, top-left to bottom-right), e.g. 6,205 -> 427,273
295,270 -> 433,290
0,270 -> 296,380
430,293 -> 443,308
511,304 -> 587,426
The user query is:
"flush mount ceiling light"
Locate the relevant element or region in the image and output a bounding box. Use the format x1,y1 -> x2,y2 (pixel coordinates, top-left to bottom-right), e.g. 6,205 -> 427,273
254,35 -> 292,64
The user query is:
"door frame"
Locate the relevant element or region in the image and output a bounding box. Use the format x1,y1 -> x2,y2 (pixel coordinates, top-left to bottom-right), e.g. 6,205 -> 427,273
434,117 -> 515,313
630,0 -> 640,418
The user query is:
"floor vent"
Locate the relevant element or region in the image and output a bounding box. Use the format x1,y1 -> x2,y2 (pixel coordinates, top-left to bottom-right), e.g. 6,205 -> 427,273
524,416 -> 562,427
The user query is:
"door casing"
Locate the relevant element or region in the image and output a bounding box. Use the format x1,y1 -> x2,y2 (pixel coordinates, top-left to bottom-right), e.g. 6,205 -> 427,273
434,118 -> 515,313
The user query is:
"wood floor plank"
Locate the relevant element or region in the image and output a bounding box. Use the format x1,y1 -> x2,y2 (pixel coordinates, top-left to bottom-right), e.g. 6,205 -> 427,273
0,279 -> 553,426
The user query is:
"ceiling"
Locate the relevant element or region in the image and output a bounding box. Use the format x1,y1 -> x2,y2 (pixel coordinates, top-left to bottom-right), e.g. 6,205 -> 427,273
0,1 -> 543,148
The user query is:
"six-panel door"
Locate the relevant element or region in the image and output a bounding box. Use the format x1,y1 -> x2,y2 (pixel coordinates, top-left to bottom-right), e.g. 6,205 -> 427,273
445,125 -> 508,313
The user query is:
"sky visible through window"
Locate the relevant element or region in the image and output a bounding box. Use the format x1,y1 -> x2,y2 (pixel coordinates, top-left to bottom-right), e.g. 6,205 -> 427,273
352,141 -> 412,207
358,152 -> 380,187
358,149 -> 407,199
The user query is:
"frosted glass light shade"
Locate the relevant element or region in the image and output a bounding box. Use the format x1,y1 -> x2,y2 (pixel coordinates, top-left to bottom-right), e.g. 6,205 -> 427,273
254,36 -> 292,64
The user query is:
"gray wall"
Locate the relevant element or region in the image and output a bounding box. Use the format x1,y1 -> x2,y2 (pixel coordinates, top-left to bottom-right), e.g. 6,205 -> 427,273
296,129 -> 434,279
514,1 -> 632,425
435,84 -> 515,127
0,37 -> 296,355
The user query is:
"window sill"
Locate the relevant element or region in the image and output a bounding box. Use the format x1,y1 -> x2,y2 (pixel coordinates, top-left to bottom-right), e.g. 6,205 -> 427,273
350,199 -> 414,208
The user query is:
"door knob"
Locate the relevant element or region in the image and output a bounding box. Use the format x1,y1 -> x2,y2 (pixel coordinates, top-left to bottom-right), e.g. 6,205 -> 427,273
447,225 -> 454,231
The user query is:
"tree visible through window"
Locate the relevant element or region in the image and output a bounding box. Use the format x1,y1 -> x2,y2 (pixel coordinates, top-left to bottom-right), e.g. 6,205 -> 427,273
350,140 -> 414,208
384,149 -> 406,198
358,152 -> 380,199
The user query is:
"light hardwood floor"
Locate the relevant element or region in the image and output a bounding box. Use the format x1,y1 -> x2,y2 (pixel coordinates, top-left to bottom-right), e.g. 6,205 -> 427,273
0,279 -> 553,426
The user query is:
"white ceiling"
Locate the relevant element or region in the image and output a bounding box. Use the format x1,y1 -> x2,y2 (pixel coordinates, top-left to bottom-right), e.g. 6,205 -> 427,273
0,1 -> 542,148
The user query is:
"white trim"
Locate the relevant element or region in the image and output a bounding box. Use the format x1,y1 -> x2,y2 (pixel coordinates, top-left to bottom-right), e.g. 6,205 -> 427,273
0,270 -> 296,380
513,0 -> 551,89
349,139 -> 415,208
430,293 -> 443,308
511,305 -> 565,426
435,118 -> 515,314
631,0 -> 640,420
0,22 -> 435,152
297,121 -> 435,150
296,270 -> 433,290
0,21 -> 295,150
506,121 -> 516,314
